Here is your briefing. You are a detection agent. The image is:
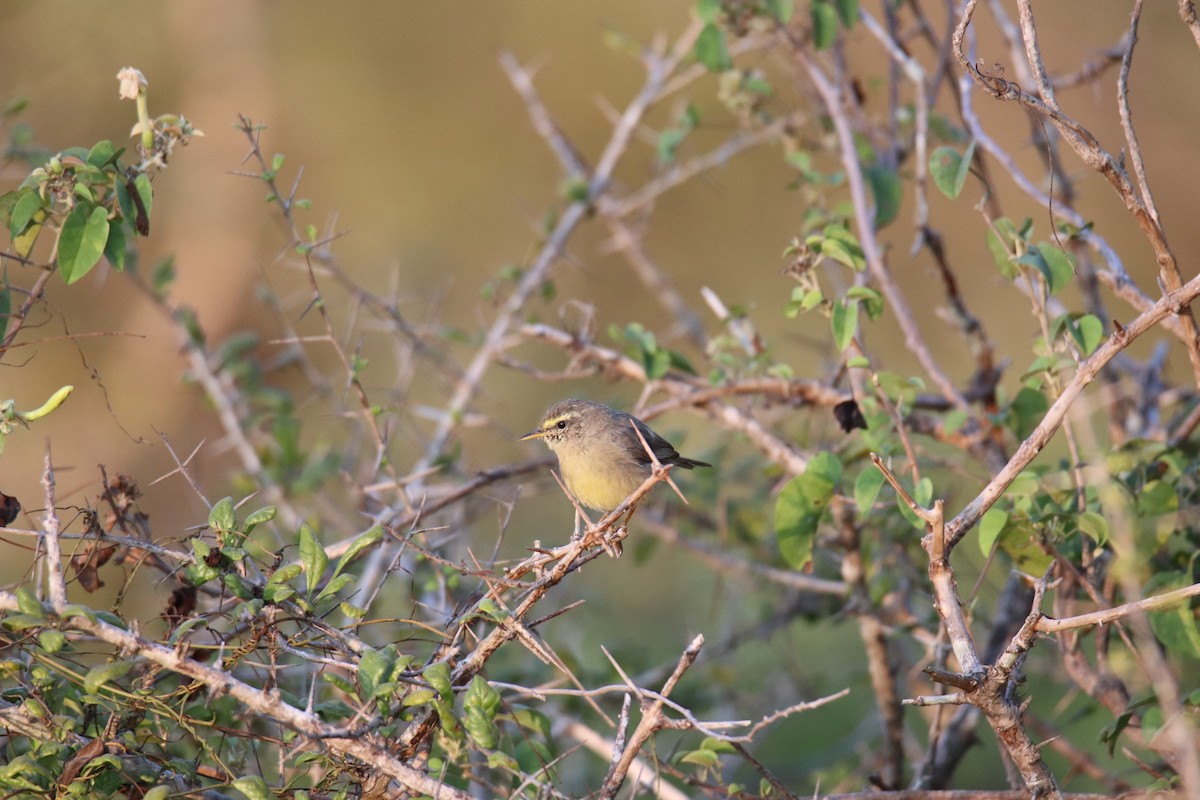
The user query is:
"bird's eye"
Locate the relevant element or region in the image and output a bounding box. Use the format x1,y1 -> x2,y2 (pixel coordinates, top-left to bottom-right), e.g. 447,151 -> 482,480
556,420 -> 567,429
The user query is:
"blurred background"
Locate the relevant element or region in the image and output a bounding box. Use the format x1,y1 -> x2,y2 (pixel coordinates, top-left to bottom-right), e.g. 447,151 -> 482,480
2,1 -> 1199,790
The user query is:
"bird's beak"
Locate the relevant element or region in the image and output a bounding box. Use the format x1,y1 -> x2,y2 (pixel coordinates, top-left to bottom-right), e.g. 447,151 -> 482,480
520,428 -> 546,441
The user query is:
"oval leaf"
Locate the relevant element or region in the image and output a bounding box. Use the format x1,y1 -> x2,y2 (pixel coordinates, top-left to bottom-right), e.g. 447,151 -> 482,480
694,23 -> 733,72
58,203 -> 110,285
84,660 -> 134,694
299,524 -> 328,596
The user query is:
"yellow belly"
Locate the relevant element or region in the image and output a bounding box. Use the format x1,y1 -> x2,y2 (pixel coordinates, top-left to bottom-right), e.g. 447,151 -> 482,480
560,459 -> 649,511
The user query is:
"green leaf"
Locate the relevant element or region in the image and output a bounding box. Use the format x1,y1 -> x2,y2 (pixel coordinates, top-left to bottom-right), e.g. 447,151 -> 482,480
680,748 -> 721,768
299,524 -> 328,596
943,409 -> 968,434
865,164 -> 901,229
142,786 -> 172,800
775,452 -> 842,570
268,564 -> 303,586
1035,242 -> 1075,295
9,190 -> 44,238
425,661 -> 453,700
1009,386 -> 1048,439
402,688 -> 438,707
12,206 -> 46,258
898,476 -> 934,530
232,775 -> 274,800
845,285 -> 883,320
222,573 -> 254,600
978,507 -> 1008,555
811,0 -> 840,49
764,0 -> 794,22
103,219 -> 126,271
330,525 -> 383,580
1076,510 -> 1109,546
831,298 -> 859,351
242,506 -> 277,536
84,660 -> 134,694
358,646 -> 395,700
695,0 -> 721,23
134,173 -> 153,223
854,467 -> 885,516
1145,573 -> 1200,659
1075,314 -> 1104,355
1137,480 -> 1178,518
315,573 -> 355,602
818,224 -> 866,270
695,23 -> 733,71
464,674 -> 502,749
16,586 -> 45,618
832,0 -> 859,27
38,630 -> 66,654
929,141 -> 976,199
208,497 -> 235,533
0,283 -> 10,342
85,140 -> 116,168
58,203 -> 110,285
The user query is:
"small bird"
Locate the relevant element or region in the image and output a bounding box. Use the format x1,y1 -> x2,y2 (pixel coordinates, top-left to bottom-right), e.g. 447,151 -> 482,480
521,399 -> 710,534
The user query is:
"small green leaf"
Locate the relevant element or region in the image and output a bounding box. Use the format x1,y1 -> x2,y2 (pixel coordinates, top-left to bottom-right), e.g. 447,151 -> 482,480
84,660 -> 135,694
12,206 -> 46,258
845,285 -> 884,320
134,173 -> 153,222
864,164 -> 901,229
222,573 -> 254,601
819,224 -> 866,270
331,525 -> 383,579
943,409 -> 968,434
695,0 -> 721,23
424,661 -> 453,700
38,630 -> 66,653
1137,480 -> 1178,518
831,298 -> 859,351
1076,510 -> 1109,546
832,0 -> 859,27
896,476 -> 935,530
58,203 -> 110,284
764,0 -> 794,22
262,583 -> 295,604
464,675 -> 502,749
208,497 -> 236,533
854,467 -> 885,516
243,505 -> 277,529
1009,386 -> 1048,439
775,452 -> 842,570
85,140 -> 116,168
299,524 -> 328,596
9,190 -> 44,238
930,141 -> 976,199
1146,573 -> 1200,659
680,748 -> 721,768
358,646 -> 395,700
103,220 -> 126,271
1036,242 -> 1075,295
978,507 -> 1008,555
232,775 -> 274,800
268,564 -> 303,586
315,573 -> 355,602
811,0 -> 840,49
0,284 -> 10,342
402,688 -> 438,707
695,23 -> 733,71
16,586 -> 45,618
